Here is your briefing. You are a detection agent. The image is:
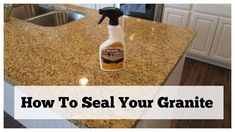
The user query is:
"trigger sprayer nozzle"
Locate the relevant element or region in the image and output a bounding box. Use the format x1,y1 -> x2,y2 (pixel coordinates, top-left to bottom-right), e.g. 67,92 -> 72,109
98,7 -> 123,26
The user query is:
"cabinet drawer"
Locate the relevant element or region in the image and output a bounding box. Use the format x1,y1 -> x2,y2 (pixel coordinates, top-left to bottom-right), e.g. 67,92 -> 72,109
193,4 -> 231,17
162,7 -> 190,28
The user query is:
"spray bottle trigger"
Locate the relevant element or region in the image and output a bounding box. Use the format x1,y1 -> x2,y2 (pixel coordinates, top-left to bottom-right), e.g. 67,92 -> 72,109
98,15 -> 106,24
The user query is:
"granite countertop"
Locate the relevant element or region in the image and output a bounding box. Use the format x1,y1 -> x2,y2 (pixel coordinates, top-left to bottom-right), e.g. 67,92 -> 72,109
4,4 -> 195,128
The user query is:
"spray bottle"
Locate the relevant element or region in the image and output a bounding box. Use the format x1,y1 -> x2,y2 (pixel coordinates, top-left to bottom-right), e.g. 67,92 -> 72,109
98,7 -> 125,71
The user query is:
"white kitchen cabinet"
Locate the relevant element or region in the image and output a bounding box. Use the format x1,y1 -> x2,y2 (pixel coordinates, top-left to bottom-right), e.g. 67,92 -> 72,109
209,17 -> 231,64
187,5 -> 231,68
188,12 -> 219,57
162,4 -> 231,68
162,7 -> 190,28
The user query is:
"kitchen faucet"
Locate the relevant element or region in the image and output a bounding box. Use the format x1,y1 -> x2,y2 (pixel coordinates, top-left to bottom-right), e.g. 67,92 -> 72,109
4,4 -> 14,22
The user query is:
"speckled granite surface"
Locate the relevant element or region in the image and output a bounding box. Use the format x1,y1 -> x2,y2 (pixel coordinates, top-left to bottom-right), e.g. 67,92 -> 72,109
4,4 -> 195,128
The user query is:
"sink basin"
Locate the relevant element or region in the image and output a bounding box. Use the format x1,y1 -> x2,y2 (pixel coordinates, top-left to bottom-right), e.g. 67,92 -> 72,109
10,4 -> 53,20
27,11 -> 85,27
10,4 -> 86,27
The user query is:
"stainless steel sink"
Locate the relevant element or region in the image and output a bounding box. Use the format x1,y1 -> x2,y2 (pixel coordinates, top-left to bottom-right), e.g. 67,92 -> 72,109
27,11 -> 85,27
10,4 -> 53,20
10,4 -> 85,27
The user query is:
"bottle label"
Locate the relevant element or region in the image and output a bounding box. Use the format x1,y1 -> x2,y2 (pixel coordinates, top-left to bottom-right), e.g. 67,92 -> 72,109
101,42 -> 124,70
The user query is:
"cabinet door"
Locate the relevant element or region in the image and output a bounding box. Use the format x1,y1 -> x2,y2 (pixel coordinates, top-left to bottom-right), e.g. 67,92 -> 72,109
188,12 -> 219,57
209,18 -> 231,64
162,7 -> 190,28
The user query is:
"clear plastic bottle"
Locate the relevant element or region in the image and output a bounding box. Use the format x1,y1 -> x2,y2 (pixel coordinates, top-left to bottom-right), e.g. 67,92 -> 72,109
98,7 -> 125,71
